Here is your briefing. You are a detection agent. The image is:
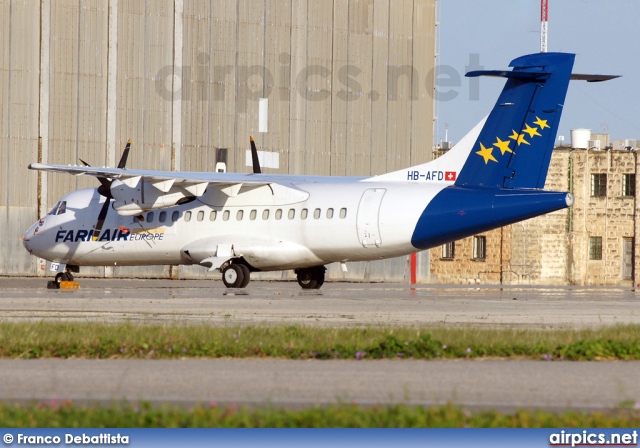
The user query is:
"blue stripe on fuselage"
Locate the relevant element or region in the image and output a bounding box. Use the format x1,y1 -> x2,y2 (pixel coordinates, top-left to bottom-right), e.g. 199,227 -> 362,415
410,186 -> 570,250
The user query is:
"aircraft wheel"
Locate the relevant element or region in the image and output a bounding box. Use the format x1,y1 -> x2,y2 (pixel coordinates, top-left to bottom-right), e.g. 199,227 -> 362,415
296,268 -> 317,289
238,264 -> 251,288
55,272 -> 70,285
312,266 -> 326,289
222,264 -> 245,288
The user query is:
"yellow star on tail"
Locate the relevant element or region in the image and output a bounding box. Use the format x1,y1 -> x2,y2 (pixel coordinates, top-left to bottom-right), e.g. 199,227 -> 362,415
533,116 -> 550,130
509,129 -> 530,146
476,143 -> 498,164
493,137 -> 513,155
522,123 -> 542,138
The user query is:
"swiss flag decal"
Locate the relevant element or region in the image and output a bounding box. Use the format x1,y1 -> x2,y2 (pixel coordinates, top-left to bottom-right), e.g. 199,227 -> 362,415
445,171 -> 457,181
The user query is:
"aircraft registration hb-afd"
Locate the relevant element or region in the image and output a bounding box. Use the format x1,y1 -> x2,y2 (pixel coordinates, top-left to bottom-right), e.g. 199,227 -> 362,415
23,52 -> 616,290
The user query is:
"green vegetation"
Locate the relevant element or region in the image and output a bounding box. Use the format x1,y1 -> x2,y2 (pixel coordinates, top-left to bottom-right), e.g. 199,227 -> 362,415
2,401 -> 639,428
0,322 -> 639,360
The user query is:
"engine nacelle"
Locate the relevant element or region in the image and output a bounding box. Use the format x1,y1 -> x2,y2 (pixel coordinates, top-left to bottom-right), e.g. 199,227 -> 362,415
110,179 -> 196,216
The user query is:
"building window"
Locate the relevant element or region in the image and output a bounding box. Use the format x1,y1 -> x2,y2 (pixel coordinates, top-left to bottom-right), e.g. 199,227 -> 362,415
623,174 -> 635,197
589,236 -> 602,260
591,173 -> 607,197
473,236 -> 486,260
441,242 -> 455,260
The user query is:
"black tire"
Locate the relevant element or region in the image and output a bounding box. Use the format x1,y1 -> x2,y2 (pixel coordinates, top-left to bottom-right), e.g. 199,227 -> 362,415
222,264 -> 245,288
238,264 -> 251,288
296,268 -> 317,289
55,273 -> 67,284
47,280 -> 60,290
313,266 -> 325,289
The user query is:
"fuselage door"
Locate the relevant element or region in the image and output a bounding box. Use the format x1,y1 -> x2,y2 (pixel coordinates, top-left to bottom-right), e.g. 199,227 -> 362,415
356,188 -> 386,248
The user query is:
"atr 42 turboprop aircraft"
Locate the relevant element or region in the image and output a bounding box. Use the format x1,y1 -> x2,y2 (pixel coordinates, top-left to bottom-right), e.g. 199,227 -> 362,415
23,52 -> 617,289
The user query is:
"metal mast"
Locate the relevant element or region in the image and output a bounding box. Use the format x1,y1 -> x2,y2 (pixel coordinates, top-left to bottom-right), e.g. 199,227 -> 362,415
540,0 -> 549,52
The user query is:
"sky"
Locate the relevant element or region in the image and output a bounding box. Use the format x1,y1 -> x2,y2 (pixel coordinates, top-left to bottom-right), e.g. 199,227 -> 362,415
436,0 -> 640,145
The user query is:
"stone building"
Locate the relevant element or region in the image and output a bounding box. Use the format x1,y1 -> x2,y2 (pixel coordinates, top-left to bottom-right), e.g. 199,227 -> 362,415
430,145 -> 639,286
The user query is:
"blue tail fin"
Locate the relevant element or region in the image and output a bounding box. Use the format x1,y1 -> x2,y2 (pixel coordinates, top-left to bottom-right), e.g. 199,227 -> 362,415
455,52 -> 574,189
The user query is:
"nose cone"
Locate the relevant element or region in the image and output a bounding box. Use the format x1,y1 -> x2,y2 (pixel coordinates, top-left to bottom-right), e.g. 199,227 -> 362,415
23,219 -> 43,254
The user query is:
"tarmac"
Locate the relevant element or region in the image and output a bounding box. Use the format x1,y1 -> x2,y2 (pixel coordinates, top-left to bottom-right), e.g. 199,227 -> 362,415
0,277 -> 638,411
0,277 -> 638,328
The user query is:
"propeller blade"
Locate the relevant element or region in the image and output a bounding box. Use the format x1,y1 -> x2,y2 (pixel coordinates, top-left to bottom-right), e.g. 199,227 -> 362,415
79,159 -> 90,167
250,136 -> 261,174
117,139 -> 131,169
91,197 -> 111,241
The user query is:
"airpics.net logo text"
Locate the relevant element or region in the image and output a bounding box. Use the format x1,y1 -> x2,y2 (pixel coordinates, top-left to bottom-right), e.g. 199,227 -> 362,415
549,430 -> 638,448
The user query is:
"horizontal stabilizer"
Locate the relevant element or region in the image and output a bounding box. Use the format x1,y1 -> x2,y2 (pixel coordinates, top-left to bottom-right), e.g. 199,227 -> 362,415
570,73 -> 620,82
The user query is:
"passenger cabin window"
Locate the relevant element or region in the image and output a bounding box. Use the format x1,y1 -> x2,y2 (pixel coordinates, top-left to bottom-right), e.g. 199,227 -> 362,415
250,210 -> 257,220
301,209 -> 308,220
172,211 -> 179,222
210,211 -> 217,221
223,210 -> 230,221
262,210 -> 269,220
236,210 -> 244,221
159,211 -> 166,223
197,211 -> 204,221
314,208 -> 321,219
275,209 -> 282,220
288,209 -> 295,219
339,208 -> 347,219
184,211 -> 191,222
147,212 -> 154,223
326,208 -> 334,219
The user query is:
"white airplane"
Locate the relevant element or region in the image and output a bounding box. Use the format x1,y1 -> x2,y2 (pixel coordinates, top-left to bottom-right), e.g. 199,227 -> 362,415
22,52 -> 615,289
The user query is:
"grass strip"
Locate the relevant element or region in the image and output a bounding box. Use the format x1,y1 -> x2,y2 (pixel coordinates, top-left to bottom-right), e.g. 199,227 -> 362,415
0,322 -> 639,360
2,402 -> 639,428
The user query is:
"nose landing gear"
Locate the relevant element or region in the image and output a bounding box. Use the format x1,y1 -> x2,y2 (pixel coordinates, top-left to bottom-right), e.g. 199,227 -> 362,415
47,265 -> 80,290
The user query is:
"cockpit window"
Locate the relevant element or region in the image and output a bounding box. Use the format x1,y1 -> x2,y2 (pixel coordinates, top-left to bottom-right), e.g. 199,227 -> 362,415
57,201 -> 67,215
48,202 -> 60,216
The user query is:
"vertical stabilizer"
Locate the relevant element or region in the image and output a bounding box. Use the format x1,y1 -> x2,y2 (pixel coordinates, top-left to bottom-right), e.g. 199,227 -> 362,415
455,52 -> 574,189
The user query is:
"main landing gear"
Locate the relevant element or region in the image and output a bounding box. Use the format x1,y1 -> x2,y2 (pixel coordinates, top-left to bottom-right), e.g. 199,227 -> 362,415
295,266 -> 326,290
221,263 -> 251,288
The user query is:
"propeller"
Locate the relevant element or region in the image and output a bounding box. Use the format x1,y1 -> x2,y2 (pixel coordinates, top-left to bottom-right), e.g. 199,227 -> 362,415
80,139 -> 131,200
250,136 -> 261,174
79,140 -> 132,241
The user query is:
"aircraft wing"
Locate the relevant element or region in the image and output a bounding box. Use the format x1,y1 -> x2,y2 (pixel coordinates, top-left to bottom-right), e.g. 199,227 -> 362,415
28,163 -> 313,215
28,163 -> 275,189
